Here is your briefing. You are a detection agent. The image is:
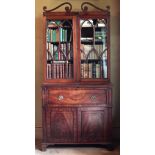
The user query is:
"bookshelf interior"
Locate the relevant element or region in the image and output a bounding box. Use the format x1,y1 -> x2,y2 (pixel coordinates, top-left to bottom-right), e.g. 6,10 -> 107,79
80,18 -> 107,79
46,19 -> 73,79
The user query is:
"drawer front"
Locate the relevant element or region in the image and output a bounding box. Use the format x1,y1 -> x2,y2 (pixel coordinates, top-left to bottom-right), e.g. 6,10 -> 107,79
48,89 -> 108,105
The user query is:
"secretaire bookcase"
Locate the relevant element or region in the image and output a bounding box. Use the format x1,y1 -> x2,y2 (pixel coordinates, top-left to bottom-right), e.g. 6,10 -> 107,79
41,2 -> 112,151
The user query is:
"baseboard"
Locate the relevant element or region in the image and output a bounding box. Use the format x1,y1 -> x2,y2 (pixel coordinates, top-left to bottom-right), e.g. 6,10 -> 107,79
35,126 -> 42,140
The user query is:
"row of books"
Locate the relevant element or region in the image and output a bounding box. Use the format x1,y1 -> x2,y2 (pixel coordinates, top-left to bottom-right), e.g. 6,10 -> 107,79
81,62 -> 107,79
81,44 -> 106,60
46,28 -> 71,42
47,43 -> 73,61
47,62 -> 73,79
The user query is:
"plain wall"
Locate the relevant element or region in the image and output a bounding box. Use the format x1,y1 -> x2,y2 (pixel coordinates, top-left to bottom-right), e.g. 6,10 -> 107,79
35,0 -> 120,140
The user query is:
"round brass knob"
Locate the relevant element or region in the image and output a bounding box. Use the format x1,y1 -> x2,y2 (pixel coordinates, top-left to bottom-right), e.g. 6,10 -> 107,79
58,95 -> 64,101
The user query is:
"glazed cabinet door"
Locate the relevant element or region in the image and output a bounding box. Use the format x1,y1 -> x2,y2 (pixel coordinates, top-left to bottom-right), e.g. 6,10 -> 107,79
78,14 -> 110,83
43,15 -> 77,83
46,107 -> 77,143
78,106 -> 111,143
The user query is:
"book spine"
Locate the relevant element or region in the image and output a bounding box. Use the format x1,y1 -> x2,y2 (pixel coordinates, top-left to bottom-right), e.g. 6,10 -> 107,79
59,64 -> 63,79
58,47 -> 61,60
50,29 -> 53,42
53,63 -> 57,79
92,62 -> 96,78
47,64 -> 52,79
56,64 -> 59,79
65,29 -> 67,42
52,29 -> 55,42
47,64 -> 49,79
62,29 -> 64,42
103,58 -> 107,78
62,43 -> 66,60
56,29 -> 59,42
96,64 -> 100,78
68,63 -> 73,79
83,63 -> 89,78
88,63 -> 92,78
67,43 -> 71,60
65,62 -> 68,78
62,63 -> 65,78
60,28 -> 62,42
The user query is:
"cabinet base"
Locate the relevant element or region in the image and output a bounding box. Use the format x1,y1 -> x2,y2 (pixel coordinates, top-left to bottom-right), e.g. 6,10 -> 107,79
41,142 -> 113,151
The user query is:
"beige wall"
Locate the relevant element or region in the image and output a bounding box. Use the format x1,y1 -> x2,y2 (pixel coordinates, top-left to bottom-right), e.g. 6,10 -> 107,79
35,0 -> 120,140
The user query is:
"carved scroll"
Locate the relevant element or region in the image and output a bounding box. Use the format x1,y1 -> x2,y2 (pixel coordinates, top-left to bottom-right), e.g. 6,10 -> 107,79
81,2 -> 110,13
43,2 -> 72,13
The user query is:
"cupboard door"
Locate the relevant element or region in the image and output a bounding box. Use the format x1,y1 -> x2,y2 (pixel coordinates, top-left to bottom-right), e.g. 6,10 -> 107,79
78,107 -> 110,143
46,107 -> 77,143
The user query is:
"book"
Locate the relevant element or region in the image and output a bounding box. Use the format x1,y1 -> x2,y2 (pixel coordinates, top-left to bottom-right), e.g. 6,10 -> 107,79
88,63 -> 93,78
60,28 -> 62,42
53,63 -> 57,79
81,63 -> 84,78
96,64 -> 100,78
65,62 -> 69,78
103,57 -> 107,78
68,63 -> 73,79
47,64 -> 52,79
92,62 -> 96,78
102,51 -> 107,78
59,64 -> 63,78
56,29 -> 59,42
83,63 -> 89,78
62,63 -> 65,78
56,64 -> 60,79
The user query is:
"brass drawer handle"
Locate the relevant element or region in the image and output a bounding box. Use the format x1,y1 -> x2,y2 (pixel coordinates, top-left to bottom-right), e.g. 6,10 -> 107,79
58,95 -> 64,101
90,95 -> 96,101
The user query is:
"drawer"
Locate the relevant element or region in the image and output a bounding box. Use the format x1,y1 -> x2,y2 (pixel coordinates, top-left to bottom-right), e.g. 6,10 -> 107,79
48,89 -> 108,105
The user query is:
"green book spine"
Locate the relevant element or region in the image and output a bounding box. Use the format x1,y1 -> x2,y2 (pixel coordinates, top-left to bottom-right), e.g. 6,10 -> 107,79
65,29 -> 67,42
60,28 -> 62,42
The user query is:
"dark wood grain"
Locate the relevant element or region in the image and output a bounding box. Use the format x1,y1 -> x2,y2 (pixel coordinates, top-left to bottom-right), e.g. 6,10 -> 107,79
46,107 -> 76,143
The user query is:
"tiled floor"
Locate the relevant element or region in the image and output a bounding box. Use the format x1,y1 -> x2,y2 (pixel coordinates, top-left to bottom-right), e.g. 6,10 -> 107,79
35,140 -> 120,155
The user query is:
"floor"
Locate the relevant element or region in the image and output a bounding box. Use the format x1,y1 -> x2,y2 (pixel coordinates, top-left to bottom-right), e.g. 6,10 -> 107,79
35,140 -> 120,155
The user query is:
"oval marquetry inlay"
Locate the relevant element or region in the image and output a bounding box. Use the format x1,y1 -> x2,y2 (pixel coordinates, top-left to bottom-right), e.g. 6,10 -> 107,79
69,94 -> 85,101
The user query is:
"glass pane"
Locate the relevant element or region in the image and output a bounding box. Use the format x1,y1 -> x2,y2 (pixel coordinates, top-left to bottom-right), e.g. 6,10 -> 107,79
80,18 -> 107,79
46,19 -> 73,79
